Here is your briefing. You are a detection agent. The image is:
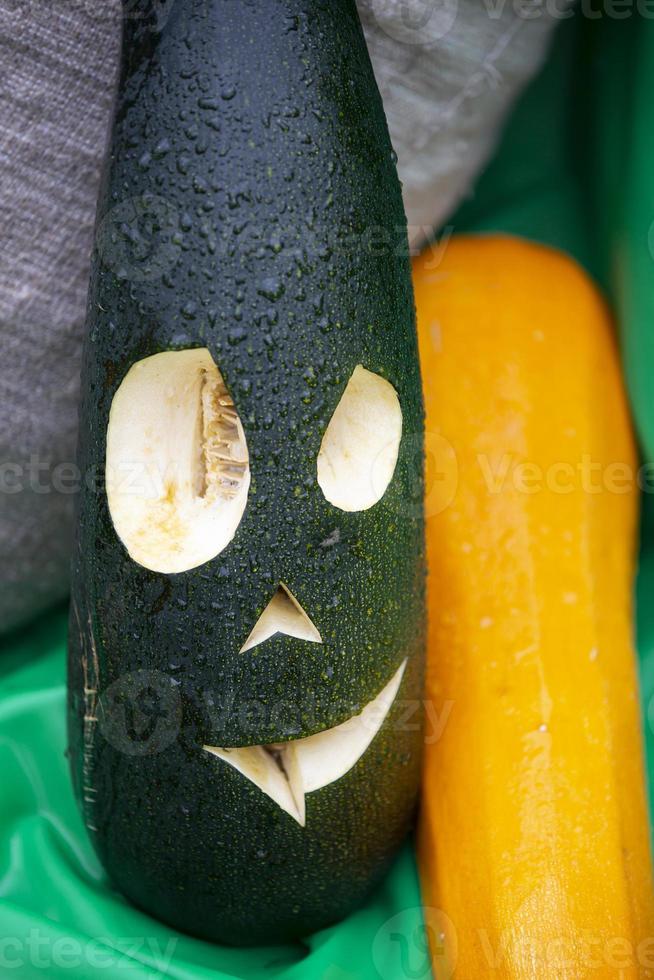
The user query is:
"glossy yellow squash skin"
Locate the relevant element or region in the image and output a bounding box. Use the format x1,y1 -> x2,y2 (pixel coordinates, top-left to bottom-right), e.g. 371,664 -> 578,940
415,236 -> 654,979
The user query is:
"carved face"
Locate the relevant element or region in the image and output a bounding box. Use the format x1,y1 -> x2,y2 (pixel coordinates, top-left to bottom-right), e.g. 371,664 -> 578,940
105,348 -> 412,824
68,0 -> 425,945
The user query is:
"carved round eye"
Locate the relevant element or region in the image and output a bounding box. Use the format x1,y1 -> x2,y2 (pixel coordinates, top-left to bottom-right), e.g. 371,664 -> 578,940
106,348 -> 250,574
317,365 -> 402,511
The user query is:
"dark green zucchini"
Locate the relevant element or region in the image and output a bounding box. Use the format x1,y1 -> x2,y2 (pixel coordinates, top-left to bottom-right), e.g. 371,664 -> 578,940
68,0 -> 425,945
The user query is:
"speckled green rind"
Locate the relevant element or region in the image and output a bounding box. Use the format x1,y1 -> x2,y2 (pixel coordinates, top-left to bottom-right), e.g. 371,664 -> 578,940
68,0 -> 425,945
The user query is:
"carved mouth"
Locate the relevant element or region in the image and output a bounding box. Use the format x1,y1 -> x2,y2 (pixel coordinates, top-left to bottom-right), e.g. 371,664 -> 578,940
203,659 -> 406,826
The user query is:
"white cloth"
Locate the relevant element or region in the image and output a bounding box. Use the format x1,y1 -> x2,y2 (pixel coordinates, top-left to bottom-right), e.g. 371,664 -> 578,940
359,0 -> 562,244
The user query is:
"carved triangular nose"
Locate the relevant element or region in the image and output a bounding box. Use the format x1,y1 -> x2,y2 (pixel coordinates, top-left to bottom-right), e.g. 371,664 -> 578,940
239,583 -> 323,653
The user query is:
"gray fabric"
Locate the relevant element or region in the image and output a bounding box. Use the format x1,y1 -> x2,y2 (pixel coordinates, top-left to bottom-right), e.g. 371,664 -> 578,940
0,0 -> 121,632
0,0 -> 559,633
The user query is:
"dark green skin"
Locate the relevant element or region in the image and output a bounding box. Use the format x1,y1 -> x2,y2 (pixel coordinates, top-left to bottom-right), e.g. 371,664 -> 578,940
68,0 -> 425,945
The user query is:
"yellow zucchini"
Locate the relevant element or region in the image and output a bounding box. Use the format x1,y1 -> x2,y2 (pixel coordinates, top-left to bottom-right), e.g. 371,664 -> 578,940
415,235 -> 654,978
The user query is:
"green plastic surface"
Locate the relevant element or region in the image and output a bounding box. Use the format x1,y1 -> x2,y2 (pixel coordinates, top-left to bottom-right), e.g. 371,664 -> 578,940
1,13 -> 654,980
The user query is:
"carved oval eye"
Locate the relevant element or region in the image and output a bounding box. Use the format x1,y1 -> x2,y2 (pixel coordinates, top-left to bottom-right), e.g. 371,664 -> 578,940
106,348 -> 250,573
317,365 -> 402,511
